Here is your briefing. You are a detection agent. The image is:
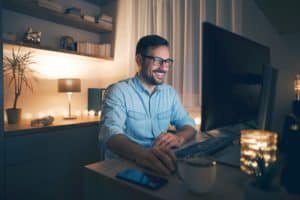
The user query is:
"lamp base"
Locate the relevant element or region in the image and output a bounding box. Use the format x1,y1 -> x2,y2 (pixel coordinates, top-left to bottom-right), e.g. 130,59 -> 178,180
63,115 -> 77,120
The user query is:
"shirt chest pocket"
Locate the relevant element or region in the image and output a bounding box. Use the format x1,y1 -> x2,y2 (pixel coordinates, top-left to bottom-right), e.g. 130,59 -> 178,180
126,110 -> 148,139
128,110 -> 147,120
157,109 -> 172,131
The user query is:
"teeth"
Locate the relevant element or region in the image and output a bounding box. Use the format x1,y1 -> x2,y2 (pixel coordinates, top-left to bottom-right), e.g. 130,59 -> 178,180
154,72 -> 165,78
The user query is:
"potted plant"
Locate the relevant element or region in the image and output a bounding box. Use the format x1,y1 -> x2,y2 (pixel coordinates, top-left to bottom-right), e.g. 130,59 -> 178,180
244,151 -> 286,200
3,48 -> 37,124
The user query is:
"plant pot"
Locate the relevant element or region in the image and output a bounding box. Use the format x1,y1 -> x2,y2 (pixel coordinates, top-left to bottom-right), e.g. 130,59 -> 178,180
6,108 -> 22,124
244,181 -> 287,200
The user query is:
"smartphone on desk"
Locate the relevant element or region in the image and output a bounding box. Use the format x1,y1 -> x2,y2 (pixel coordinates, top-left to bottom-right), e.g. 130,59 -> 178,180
116,168 -> 168,190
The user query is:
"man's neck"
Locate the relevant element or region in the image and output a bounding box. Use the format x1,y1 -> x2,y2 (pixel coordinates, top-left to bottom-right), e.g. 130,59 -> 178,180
137,75 -> 156,94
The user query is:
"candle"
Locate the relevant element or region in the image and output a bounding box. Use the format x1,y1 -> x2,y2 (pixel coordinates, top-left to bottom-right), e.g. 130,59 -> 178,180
240,129 -> 278,175
88,110 -> 95,116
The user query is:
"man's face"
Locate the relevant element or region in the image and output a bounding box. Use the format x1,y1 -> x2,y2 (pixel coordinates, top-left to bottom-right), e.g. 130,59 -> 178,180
137,46 -> 172,86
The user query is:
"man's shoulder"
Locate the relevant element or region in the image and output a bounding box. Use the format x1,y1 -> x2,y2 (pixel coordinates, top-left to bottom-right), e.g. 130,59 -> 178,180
108,78 -> 132,88
159,83 -> 177,93
106,78 -> 134,93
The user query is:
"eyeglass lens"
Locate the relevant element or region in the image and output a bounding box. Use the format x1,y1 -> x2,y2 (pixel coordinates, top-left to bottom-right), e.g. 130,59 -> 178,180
143,55 -> 173,66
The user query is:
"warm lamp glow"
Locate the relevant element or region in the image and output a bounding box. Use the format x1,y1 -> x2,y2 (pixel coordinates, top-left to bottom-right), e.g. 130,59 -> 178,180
295,74 -> 300,101
75,110 -> 81,117
194,117 -> 201,126
83,110 -> 89,116
194,116 -> 201,131
58,79 -> 81,119
88,110 -> 95,116
38,112 -> 46,118
24,113 -> 33,120
240,129 -> 278,175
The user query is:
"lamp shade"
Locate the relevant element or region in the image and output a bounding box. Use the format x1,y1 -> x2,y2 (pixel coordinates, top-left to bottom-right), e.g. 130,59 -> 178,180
58,78 -> 81,92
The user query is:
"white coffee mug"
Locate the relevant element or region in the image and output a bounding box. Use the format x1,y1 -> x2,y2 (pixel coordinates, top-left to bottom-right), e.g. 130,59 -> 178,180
177,156 -> 216,194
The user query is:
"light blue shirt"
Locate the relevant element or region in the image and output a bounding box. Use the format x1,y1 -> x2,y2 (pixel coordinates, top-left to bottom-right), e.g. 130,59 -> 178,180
99,75 -> 196,159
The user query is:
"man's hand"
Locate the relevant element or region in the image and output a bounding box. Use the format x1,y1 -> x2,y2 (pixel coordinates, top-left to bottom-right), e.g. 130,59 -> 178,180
153,132 -> 185,149
135,147 -> 176,176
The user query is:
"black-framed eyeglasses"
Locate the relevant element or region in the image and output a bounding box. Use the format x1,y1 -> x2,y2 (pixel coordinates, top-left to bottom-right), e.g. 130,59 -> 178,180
142,55 -> 174,66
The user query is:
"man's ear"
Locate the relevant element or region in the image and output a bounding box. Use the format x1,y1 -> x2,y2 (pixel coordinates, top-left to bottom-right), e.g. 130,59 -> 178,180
136,54 -> 142,66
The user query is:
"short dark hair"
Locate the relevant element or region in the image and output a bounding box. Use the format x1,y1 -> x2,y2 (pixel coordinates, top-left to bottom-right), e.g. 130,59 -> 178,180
135,35 -> 169,56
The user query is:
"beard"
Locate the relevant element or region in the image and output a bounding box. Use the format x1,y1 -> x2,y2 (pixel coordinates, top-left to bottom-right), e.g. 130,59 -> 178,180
140,66 -> 166,85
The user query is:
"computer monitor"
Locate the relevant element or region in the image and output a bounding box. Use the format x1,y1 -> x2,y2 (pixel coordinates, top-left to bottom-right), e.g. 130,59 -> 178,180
201,22 -> 275,132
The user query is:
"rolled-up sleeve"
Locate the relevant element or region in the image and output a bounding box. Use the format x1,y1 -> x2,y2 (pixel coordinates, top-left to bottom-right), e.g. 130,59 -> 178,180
99,84 -> 127,148
170,91 -> 196,130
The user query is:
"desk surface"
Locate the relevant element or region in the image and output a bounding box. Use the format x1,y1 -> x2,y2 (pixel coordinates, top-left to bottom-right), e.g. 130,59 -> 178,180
84,159 -> 249,200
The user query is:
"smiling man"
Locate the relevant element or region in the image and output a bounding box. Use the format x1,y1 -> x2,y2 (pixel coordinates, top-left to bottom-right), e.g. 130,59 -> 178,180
99,35 -> 196,176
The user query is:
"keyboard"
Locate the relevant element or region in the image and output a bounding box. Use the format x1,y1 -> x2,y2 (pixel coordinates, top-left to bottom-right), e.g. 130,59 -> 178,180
175,136 -> 235,158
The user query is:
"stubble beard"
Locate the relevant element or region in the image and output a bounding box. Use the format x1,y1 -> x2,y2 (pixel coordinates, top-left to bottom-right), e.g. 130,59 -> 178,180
141,67 -> 165,86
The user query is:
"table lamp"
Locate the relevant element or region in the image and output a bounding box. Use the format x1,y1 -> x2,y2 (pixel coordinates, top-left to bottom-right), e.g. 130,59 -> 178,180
58,78 -> 81,119
240,129 -> 278,175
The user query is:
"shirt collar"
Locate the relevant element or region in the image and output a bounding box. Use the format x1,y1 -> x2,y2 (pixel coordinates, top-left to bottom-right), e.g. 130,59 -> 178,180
132,74 -> 163,94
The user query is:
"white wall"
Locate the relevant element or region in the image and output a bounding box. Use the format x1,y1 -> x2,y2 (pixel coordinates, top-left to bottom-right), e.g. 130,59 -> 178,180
4,0 -> 132,119
241,0 -> 298,132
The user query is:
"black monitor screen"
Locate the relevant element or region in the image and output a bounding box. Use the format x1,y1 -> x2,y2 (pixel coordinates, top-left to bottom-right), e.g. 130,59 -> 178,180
201,22 -> 270,132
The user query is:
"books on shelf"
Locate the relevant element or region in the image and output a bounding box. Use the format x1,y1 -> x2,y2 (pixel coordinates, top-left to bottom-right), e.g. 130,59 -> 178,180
96,14 -> 113,29
77,42 -> 111,58
81,15 -> 95,23
96,20 -> 113,30
96,14 -> 113,23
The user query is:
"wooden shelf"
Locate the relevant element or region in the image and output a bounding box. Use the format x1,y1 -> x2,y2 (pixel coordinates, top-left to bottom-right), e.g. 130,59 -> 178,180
3,0 -> 113,34
3,40 -> 114,60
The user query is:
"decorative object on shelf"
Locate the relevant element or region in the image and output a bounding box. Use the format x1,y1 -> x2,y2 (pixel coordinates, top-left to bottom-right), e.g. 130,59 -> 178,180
60,36 -> 76,51
244,153 -> 286,200
30,115 -> 54,127
3,48 -> 38,124
23,27 -> 42,44
240,129 -> 278,175
58,78 -> 81,119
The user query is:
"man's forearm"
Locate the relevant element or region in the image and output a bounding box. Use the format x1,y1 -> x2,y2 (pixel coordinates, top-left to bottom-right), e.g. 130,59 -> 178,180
106,134 -> 144,162
176,125 -> 196,144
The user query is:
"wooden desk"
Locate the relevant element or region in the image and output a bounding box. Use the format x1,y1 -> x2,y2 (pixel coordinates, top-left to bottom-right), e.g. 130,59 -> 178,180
84,159 -> 249,200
